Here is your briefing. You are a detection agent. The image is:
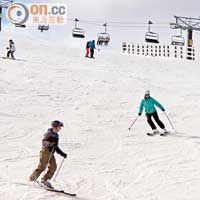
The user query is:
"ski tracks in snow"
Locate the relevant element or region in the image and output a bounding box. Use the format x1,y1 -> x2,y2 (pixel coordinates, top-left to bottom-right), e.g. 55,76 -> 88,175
1,38 -> 200,199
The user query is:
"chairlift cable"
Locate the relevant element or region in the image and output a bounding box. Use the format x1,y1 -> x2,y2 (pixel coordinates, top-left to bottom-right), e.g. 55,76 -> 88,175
67,18 -> 170,27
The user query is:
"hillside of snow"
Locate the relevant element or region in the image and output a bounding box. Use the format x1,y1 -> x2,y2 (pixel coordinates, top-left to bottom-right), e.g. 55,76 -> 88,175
0,29 -> 200,200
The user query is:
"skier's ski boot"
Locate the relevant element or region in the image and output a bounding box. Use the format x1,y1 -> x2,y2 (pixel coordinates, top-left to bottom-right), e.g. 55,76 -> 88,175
160,128 -> 169,136
147,129 -> 159,136
41,179 -> 54,189
153,129 -> 159,134
163,128 -> 168,133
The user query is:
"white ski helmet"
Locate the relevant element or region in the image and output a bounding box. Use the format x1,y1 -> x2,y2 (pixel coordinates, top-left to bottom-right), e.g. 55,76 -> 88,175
145,90 -> 150,95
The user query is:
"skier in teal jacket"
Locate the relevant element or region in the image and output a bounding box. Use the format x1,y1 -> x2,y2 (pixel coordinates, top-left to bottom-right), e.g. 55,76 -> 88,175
138,90 -> 168,134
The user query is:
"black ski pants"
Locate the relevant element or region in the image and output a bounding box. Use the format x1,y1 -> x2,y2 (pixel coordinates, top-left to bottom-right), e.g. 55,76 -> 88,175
7,50 -> 15,58
90,48 -> 94,58
146,111 -> 165,130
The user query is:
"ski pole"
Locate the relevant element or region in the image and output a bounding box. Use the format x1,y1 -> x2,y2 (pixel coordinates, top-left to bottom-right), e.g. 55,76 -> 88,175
164,112 -> 174,130
53,157 -> 65,182
128,116 -> 139,130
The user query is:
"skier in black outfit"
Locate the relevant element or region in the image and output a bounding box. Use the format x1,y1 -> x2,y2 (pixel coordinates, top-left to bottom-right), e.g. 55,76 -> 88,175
7,40 -> 16,59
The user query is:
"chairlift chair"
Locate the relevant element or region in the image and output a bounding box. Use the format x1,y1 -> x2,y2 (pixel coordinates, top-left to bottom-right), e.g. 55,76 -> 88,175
1,5 -> 8,8
97,22 -> 110,46
38,25 -> 49,32
145,32 -> 159,43
145,20 -> 159,43
72,27 -> 85,38
72,18 -> 85,38
171,35 -> 185,46
15,24 -> 26,28
97,33 -> 110,46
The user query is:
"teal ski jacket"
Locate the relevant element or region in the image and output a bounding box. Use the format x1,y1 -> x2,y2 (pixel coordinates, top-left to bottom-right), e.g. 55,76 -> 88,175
139,97 -> 164,114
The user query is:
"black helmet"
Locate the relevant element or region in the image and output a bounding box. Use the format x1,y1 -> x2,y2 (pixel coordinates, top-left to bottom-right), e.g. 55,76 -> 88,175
51,120 -> 64,127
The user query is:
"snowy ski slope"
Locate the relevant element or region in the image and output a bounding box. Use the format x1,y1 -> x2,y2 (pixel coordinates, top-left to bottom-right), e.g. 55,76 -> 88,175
0,31 -> 200,200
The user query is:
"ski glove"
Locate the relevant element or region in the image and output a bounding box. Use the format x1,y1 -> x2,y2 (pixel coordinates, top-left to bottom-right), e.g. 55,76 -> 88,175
63,153 -> 67,158
138,113 -> 142,116
162,109 -> 165,112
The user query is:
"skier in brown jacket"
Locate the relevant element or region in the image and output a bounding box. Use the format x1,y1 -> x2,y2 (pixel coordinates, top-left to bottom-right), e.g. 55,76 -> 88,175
29,120 -> 67,188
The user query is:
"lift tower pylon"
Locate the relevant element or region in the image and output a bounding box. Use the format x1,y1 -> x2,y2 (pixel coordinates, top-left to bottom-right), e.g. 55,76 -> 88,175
170,16 -> 200,59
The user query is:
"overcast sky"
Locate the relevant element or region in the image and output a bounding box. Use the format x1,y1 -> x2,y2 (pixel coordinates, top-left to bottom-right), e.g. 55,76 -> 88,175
67,0 -> 200,21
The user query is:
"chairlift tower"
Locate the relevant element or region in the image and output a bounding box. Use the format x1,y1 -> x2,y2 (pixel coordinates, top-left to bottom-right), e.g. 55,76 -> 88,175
170,16 -> 200,59
0,0 -> 14,31
0,0 -> 13,8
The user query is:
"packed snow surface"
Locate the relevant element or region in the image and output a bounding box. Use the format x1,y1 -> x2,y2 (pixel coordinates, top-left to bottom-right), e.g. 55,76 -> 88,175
0,33 -> 200,200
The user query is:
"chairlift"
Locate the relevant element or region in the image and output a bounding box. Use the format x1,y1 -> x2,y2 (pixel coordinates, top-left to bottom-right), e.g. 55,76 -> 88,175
38,25 -> 49,32
145,32 -> 159,43
15,24 -> 26,28
97,33 -> 110,46
97,23 -> 110,46
72,27 -> 85,38
171,35 -> 185,46
145,21 -> 159,43
1,5 -> 8,8
0,0 -> 13,8
171,29 -> 185,46
72,18 -> 85,38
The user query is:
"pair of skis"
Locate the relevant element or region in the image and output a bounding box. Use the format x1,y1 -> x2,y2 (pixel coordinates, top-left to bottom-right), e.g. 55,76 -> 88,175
1,56 -> 16,60
13,181 -> 77,197
147,131 -> 170,136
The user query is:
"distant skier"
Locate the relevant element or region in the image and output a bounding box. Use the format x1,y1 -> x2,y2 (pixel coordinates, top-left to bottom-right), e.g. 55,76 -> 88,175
85,41 -> 90,57
7,40 -> 16,59
29,120 -> 67,188
89,40 -> 96,58
138,90 -> 168,134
